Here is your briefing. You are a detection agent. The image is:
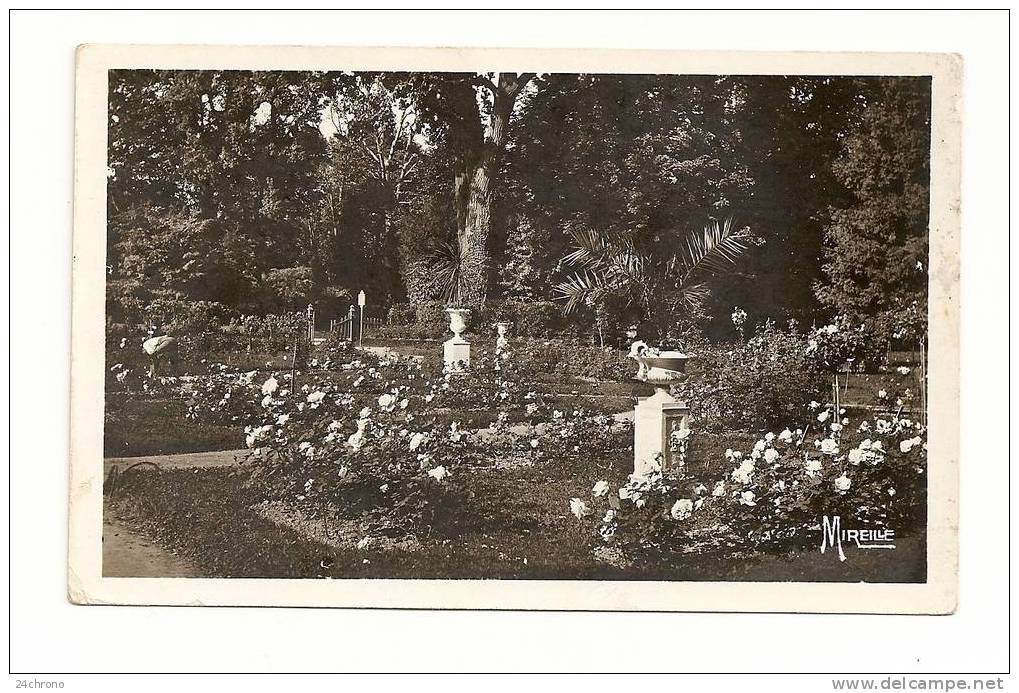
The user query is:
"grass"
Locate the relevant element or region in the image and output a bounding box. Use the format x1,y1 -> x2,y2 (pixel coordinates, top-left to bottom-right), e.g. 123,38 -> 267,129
105,394 -> 242,457
108,455 -> 925,583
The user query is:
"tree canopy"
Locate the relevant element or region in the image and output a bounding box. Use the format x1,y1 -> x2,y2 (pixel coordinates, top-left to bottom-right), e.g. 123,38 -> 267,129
107,69 -> 932,342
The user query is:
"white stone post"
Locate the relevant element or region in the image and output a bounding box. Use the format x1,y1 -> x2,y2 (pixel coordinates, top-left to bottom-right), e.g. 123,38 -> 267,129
632,349 -> 691,478
306,303 -> 316,342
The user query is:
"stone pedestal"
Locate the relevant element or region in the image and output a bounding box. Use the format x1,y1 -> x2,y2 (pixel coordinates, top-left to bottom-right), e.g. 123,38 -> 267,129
634,389 -> 690,477
443,337 -> 471,371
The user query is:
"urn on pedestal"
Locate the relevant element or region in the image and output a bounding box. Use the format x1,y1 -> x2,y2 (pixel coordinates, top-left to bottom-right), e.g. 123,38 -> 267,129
631,348 -> 692,478
443,308 -> 471,372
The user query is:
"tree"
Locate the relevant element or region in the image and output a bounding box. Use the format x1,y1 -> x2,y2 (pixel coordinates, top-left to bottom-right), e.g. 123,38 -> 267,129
712,76 -> 868,330
322,73 -> 424,279
497,215 -> 547,301
505,73 -> 754,331
814,77 -> 931,342
412,72 -> 535,306
108,69 -> 332,277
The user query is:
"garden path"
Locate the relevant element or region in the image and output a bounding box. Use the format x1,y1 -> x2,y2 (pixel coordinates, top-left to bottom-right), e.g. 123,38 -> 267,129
104,448 -> 249,473
103,507 -> 200,577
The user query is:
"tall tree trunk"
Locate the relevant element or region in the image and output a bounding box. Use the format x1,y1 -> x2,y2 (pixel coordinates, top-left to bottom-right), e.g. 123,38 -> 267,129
454,73 -> 533,308
458,162 -> 494,307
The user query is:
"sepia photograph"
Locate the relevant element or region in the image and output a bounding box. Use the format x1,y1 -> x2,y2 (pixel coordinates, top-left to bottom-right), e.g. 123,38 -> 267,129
11,6 -> 1014,684
67,44 -> 960,612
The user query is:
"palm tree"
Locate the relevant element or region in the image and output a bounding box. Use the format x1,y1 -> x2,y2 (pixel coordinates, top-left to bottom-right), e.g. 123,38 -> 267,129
553,218 -> 752,328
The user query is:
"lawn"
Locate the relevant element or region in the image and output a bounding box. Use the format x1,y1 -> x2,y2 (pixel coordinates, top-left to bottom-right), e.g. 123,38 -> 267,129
104,393 -> 243,457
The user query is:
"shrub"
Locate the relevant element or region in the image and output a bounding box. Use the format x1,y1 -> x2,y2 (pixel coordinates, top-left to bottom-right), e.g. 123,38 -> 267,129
237,352 -> 632,536
414,301 -> 449,328
386,303 -> 418,327
513,338 -> 633,382
805,314 -> 888,373
370,324 -> 446,341
378,299 -> 571,341
678,322 -> 828,433
263,267 -> 315,312
478,300 -> 565,337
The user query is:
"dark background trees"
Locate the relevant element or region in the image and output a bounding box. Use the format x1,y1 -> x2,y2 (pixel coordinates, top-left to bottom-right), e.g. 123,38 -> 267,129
107,69 -> 931,343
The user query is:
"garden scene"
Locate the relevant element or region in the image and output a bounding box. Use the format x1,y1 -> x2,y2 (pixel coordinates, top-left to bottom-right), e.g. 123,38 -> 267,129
103,70 -> 931,582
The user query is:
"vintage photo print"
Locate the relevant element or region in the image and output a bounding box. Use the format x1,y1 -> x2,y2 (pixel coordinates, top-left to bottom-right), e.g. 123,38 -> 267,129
69,45 -> 960,612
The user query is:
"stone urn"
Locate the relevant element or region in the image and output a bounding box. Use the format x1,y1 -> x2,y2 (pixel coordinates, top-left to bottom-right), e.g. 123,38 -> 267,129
637,351 -> 691,392
446,308 -> 470,341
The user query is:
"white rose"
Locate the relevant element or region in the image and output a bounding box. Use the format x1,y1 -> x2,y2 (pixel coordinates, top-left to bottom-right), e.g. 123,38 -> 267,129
834,474 -> 852,493
409,432 -> 427,451
427,465 -> 450,482
819,438 -> 839,455
670,498 -> 694,521
569,498 -> 591,520
261,376 -> 279,396
739,491 -> 757,506
712,481 -> 726,497
764,448 -> 780,464
778,428 -> 793,443
899,437 -> 918,453
591,480 -> 611,498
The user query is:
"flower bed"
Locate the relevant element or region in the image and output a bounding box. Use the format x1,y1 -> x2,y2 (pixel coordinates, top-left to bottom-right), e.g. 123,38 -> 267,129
569,399 -> 926,566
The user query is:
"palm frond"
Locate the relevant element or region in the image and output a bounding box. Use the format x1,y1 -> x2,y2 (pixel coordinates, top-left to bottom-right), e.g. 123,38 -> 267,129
562,227 -> 610,269
553,270 -> 612,314
423,239 -> 466,305
675,281 -> 712,317
676,217 -> 751,284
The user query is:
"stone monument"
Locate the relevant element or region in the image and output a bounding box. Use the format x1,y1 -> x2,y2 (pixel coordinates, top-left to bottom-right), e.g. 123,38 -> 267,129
443,308 -> 471,372
631,345 -> 691,478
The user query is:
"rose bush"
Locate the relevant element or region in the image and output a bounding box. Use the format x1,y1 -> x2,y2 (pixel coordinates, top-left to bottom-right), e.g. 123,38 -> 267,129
572,398 -> 927,564
234,353 -> 633,537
